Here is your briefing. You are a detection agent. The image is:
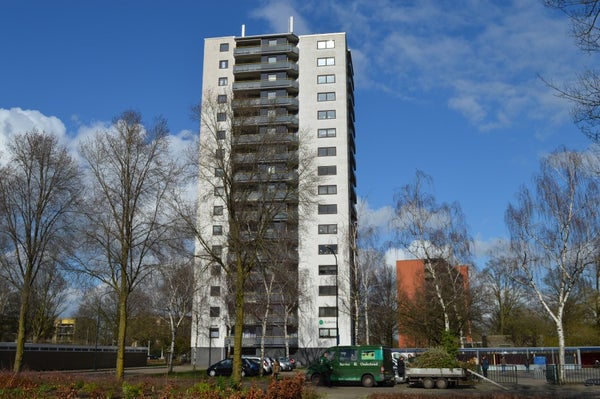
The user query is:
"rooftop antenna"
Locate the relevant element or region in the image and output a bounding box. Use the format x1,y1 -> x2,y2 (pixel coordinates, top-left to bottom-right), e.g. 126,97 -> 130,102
241,24 -> 245,37
289,16 -> 294,33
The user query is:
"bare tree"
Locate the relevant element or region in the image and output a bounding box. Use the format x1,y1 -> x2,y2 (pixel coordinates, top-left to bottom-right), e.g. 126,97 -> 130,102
29,264 -> 68,342
77,111 -> 180,380
481,243 -> 529,337
153,253 -> 195,373
356,247 -> 382,344
391,171 -> 473,344
0,130 -> 81,372
367,263 -> 398,347
505,149 -> 600,382
543,1 -> 600,142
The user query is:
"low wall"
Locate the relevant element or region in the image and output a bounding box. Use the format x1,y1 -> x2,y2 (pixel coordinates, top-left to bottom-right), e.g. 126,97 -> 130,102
0,343 -> 147,370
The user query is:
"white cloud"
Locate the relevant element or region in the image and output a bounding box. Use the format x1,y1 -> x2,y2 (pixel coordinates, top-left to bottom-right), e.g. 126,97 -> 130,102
0,108 -> 67,164
258,0 -> 591,132
249,0 -> 311,35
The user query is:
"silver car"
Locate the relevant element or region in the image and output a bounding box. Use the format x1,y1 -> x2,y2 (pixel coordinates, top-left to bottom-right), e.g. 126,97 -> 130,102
278,357 -> 293,371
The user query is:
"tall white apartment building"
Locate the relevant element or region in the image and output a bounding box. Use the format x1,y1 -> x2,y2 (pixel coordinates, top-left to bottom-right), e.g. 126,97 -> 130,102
192,24 -> 357,366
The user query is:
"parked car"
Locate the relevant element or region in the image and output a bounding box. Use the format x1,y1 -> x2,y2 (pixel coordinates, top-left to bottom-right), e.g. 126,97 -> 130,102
243,356 -> 272,374
278,357 -> 293,371
207,358 -> 260,377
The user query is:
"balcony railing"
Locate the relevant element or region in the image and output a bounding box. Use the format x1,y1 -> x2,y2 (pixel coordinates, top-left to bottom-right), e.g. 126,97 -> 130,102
234,133 -> 298,146
234,44 -> 299,58
233,79 -> 299,92
232,97 -> 298,109
232,114 -> 299,127
233,61 -> 298,75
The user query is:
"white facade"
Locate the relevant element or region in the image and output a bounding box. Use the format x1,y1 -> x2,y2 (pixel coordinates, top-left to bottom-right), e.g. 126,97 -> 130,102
192,28 -> 356,367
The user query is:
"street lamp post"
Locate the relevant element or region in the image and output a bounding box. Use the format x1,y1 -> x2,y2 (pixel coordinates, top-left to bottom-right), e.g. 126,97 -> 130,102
93,290 -> 110,370
326,246 -> 339,346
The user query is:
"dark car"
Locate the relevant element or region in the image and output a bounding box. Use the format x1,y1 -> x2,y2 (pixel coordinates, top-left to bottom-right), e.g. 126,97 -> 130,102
206,358 -> 260,377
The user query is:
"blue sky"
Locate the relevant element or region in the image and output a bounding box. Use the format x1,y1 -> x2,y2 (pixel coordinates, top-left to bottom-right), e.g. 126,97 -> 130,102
1,0 -> 596,269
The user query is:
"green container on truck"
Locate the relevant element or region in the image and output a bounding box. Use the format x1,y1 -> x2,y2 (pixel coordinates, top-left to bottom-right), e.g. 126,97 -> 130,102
306,345 -> 396,387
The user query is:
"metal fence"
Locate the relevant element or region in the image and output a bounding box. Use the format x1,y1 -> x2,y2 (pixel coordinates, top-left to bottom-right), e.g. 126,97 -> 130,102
545,365 -> 600,385
484,365 -> 520,384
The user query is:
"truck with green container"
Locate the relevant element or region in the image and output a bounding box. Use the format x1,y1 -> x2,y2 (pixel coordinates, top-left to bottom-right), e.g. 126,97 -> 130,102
306,345 -> 396,387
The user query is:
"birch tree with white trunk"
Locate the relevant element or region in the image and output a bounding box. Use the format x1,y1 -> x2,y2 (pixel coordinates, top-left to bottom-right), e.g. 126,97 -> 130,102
505,149 -> 600,383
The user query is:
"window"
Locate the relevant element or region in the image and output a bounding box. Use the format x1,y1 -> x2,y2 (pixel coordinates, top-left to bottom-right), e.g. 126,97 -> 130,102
318,147 -> 336,156
218,77 -> 228,86
319,285 -> 337,296
214,168 -> 224,177
317,57 -> 335,66
318,92 -> 336,102
317,74 -> 336,84
212,225 -> 223,235
217,112 -> 226,121
318,224 -> 337,234
213,205 -> 223,215
211,264 -> 221,276
319,265 -> 338,275
339,349 -> 358,362
318,185 -> 337,195
319,328 -> 338,338
210,307 -> 220,317
319,307 -> 337,317
219,60 -> 228,69
220,43 -> 229,52
317,110 -> 336,119
317,40 -> 335,49
209,327 -> 220,338
210,286 -> 220,296
214,186 -> 224,196
318,128 -> 336,138
215,149 -> 224,159
319,244 -> 338,254
212,245 -> 223,256
217,94 -> 227,103
318,165 -> 337,175
216,130 -> 226,140
318,204 -> 337,215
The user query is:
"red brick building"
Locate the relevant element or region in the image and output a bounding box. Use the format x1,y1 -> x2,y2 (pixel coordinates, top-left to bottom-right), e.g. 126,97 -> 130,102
396,259 -> 471,348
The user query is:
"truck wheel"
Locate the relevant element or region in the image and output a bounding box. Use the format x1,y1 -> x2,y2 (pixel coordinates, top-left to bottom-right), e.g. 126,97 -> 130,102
361,374 -> 375,387
422,377 -> 435,389
310,373 -> 322,386
435,378 -> 448,389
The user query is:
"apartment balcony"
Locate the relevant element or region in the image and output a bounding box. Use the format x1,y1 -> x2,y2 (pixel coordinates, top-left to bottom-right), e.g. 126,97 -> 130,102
234,44 -> 299,59
234,132 -> 298,147
233,61 -> 298,76
233,79 -> 299,93
234,171 -> 299,184
232,114 -> 299,128
232,150 -> 298,165
232,96 -> 298,110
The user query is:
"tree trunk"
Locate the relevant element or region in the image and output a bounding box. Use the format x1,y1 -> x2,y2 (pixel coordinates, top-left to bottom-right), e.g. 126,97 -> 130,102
232,269 -> 245,385
115,281 -> 128,381
168,325 -> 176,374
13,280 -> 31,373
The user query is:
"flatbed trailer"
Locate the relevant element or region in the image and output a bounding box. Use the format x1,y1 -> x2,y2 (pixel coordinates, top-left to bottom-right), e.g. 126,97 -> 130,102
405,367 -> 469,389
